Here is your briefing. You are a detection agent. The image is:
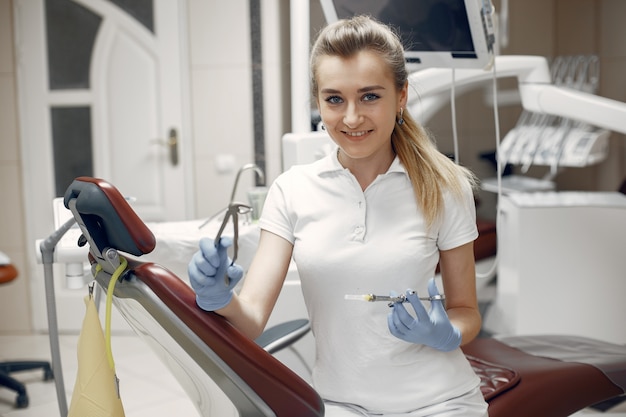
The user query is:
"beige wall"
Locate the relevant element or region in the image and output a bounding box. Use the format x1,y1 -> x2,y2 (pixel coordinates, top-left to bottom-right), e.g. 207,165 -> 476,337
1,0 -> 626,333
0,0 -> 32,332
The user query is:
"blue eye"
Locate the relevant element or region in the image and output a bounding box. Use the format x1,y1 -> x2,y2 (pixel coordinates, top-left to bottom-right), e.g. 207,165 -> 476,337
362,93 -> 380,102
324,96 -> 343,104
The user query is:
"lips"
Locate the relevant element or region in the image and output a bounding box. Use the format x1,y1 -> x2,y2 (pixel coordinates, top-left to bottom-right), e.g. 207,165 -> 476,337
343,130 -> 372,137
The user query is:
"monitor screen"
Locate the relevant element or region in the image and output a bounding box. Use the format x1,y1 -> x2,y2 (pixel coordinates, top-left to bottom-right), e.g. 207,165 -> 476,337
319,0 -> 495,70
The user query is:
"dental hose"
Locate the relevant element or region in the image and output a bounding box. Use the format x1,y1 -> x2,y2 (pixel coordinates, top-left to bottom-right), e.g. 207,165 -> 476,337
94,257 -> 128,372
475,52 -> 502,282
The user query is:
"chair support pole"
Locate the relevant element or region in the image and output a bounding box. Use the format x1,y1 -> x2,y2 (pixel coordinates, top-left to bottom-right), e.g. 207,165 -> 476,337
40,217 -> 76,417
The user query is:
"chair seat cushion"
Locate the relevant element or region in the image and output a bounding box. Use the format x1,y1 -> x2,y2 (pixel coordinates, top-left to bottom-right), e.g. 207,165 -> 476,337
463,337 -> 625,417
465,354 -> 520,401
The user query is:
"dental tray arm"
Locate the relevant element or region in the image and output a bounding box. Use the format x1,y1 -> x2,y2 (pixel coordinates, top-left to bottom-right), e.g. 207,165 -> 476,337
408,55 -> 626,135
63,177 -> 324,417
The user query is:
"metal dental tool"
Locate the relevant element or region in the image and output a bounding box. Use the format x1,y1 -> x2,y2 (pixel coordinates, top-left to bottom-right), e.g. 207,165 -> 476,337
214,202 -> 252,283
345,292 -> 445,307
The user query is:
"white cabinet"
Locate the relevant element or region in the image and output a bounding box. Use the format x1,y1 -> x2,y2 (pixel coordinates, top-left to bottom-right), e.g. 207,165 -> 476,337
484,192 -> 626,344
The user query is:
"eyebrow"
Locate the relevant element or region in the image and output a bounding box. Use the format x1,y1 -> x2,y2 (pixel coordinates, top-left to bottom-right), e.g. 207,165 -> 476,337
320,85 -> 386,94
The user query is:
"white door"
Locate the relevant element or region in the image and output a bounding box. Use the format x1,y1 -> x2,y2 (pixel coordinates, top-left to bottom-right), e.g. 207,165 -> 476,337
14,0 -> 193,330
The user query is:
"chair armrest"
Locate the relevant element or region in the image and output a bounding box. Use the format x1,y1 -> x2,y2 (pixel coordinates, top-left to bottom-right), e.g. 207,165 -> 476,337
255,319 -> 311,354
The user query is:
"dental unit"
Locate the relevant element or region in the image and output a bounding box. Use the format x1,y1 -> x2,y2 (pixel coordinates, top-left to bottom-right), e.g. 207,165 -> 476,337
38,60 -> 626,417
41,176 -> 626,417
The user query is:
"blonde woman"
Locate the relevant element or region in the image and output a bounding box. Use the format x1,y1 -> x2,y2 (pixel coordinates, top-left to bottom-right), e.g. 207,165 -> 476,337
189,15 -> 488,417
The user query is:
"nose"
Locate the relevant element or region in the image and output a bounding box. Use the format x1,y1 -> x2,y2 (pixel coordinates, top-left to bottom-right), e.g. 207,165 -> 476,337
343,102 -> 362,129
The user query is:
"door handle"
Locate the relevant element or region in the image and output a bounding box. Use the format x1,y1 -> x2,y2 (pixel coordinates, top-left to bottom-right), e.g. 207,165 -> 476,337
167,128 -> 179,166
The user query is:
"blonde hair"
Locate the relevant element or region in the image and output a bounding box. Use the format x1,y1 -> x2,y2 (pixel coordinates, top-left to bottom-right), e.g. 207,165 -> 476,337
310,15 -> 476,227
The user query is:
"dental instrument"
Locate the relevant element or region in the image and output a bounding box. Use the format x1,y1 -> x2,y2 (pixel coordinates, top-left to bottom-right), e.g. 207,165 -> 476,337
211,202 -> 251,285
345,293 -> 445,305
214,202 -> 252,267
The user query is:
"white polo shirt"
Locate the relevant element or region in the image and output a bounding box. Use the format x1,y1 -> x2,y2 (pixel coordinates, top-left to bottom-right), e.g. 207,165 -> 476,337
259,151 -> 480,414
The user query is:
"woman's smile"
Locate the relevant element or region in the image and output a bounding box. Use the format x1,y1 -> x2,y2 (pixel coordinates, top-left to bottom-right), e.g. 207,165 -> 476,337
342,129 -> 373,138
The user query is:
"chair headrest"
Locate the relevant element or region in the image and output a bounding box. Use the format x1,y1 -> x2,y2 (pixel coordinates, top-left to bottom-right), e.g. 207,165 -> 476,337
64,177 -> 156,257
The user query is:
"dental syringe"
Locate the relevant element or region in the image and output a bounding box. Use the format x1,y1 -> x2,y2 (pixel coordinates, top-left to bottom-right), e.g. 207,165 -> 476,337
344,293 -> 445,305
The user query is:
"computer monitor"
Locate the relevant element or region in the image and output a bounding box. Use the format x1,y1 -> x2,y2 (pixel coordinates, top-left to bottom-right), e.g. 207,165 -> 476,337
319,0 -> 495,70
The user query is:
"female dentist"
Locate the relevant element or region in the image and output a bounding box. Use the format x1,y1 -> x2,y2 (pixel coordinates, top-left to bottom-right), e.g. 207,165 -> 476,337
189,15 -> 488,417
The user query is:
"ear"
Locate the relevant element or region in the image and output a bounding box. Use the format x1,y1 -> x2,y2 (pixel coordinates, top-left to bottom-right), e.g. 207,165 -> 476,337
397,80 -> 408,111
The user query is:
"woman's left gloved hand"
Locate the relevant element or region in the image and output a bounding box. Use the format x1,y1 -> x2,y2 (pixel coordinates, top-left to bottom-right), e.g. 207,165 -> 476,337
387,278 -> 461,352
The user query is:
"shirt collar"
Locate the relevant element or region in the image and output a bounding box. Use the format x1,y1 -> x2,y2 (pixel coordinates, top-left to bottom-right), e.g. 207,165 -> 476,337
316,148 -> 407,176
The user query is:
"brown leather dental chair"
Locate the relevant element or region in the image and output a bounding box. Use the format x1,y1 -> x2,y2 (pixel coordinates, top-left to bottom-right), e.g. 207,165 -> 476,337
0,261 -> 54,408
464,336 -> 626,417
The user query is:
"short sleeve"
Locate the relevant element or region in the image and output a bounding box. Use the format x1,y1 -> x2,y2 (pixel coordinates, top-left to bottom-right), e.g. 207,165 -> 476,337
436,179 -> 478,251
258,174 -> 296,244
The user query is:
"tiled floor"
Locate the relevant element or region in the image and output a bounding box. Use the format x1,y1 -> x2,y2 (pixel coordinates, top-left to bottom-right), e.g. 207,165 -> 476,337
0,332 -> 200,417
2,332 -> 626,417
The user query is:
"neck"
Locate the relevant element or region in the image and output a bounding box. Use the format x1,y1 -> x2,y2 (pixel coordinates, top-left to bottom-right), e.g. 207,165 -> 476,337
337,147 -> 395,190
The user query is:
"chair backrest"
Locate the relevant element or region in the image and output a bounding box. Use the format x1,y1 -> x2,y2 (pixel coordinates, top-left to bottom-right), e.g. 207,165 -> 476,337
63,176 -> 325,417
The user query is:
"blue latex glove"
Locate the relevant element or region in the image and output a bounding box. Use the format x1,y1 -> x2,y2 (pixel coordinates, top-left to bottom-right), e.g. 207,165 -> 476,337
387,278 -> 461,352
188,236 -> 244,311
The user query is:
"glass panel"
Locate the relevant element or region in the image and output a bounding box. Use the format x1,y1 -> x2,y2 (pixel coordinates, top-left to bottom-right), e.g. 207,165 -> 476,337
108,0 -> 154,33
51,106 -> 94,197
45,0 -> 102,89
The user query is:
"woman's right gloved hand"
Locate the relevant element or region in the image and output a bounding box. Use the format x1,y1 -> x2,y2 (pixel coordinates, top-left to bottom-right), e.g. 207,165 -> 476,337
387,278 -> 461,352
188,237 -> 244,311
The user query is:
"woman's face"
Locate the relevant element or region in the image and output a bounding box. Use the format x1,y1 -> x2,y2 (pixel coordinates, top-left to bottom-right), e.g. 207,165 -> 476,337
316,50 -> 407,164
